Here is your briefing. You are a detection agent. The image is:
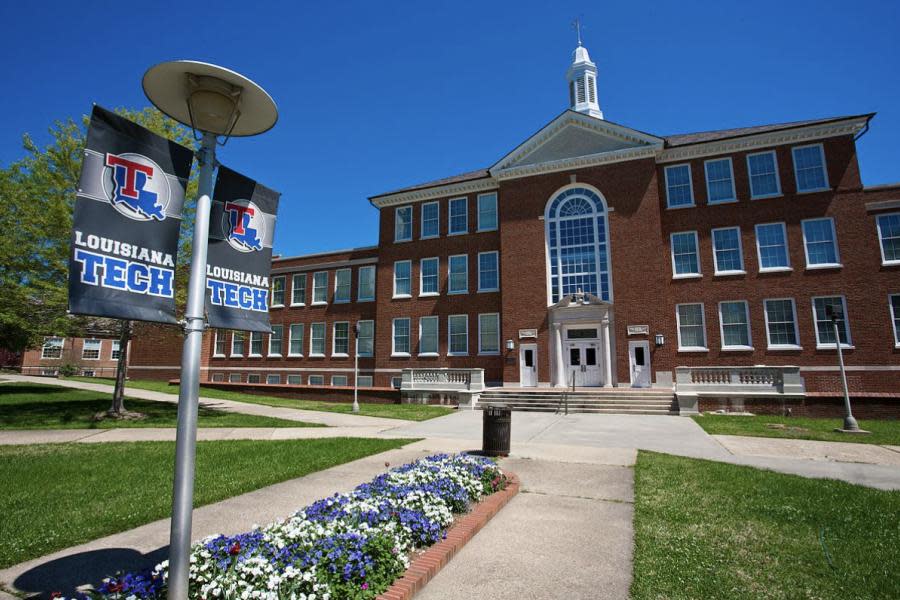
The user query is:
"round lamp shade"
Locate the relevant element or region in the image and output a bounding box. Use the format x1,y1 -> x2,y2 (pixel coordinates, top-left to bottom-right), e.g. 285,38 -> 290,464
142,61 -> 277,137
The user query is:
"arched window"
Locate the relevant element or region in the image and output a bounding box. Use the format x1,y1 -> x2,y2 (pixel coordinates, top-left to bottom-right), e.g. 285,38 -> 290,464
545,186 -> 611,304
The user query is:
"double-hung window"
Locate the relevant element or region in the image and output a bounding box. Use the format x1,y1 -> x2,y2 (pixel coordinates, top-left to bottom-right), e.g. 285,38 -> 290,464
478,313 -> 500,355
82,339 -> 101,360
312,272 -> 328,304
267,374 -> 281,385
310,323 -> 326,356
421,202 -> 439,239
478,251 -> 499,292
41,337 -> 63,359
291,274 -> 306,305
664,164 -> 694,208
420,257 -> 439,296
477,192 -> 498,231
333,322 -> 349,356
676,304 -> 707,351
448,314 -> 468,355
449,197 -> 468,234
395,206 -> 412,242
393,260 -> 411,297
890,295 -> 900,347
755,223 -> 790,271
876,213 -> 900,265
111,340 -> 122,360
289,324 -> 304,356
802,218 -> 841,268
792,144 -> 829,193
334,269 -> 351,303
231,331 -> 244,356
357,265 -> 375,301
718,301 -> 752,350
309,375 -> 324,386
271,276 -> 285,307
332,375 -> 348,387
357,320 -> 374,356
249,332 -> 263,357
268,325 -> 283,357
213,331 -> 227,357
419,316 -> 439,355
448,254 -> 468,293
287,374 -> 302,385
392,317 -> 411,356
747,151 -> 781,198
671,231 -> 701,277
812,296 -> 851,348
704,158 -> 736,204
763,298 -> 800,349
711,227 -> 744,275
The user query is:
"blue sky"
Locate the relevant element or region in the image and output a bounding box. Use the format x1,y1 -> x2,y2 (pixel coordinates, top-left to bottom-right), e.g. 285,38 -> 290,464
2,0 -> 897,256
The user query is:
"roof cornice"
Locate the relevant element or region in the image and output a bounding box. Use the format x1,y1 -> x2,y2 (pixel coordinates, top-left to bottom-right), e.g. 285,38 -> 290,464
493,144 -> 661,181
370,177 -> 498,208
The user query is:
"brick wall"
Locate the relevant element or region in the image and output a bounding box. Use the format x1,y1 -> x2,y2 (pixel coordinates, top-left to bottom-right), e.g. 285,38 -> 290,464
21,336 -> 121,377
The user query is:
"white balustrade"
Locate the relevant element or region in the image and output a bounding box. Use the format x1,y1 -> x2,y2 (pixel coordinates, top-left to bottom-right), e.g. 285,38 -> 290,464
675,365 -> 805,416
400,368 -> 485,408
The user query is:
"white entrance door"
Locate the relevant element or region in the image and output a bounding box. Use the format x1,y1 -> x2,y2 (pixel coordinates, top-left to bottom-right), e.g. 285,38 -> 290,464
566,342 -> 602,387
519,344 -> 537,387
628,340 -> 651,388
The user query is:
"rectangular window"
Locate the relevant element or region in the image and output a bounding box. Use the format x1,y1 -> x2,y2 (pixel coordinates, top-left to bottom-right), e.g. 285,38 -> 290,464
81,369 -> 95,378
764,298 -> 800,349
287,375 -> 302,385
449,197 -> 468,234
711,227 -> 744,275
392,317 -> 411,355
310,323 -> 326,356
212,373 -> 225,382
357,320 -> 374,356
718,301 -> 752,350
267,374 -> 281,385
332,375 -> 349,387
747,151 -> 781,198
812,296 -> 851,347
477,192 -> 498,232
421,201 -> 439,238
420,257 -> 439,296
357,375 -> 373,387
271,276 -> 285,307
41,337 -> 64,359
358,265 -> 376,301
391,376 -> 402,389
334,268 -> 351,303
248,374 -> 261,384
664,164 -> 694,208
249,331 -> 263,357
229,373 -> 242,383
890,294 -> 900,347
333,322 -> 349,356
478,313 -> 500,355
877,213 -> 900,265
802,218 -> 841,268
231,331 -> 244,356
792,144 -> 829,192
755,222 -> 790,271
478,251 -> 499,292
110,340 -> 122,360
419,316 -> 439,355
82,339 -> 101,360
671,231 -> 701,277
676,303 -> 707,351
393,260 -> 411,297
448,254 -> 468,293
268,325 -> 283,356
395,205 -> 413,242
448,314 -> 468,355
289,324 -> 304,356
213,330 -> 226,357
704,158 -> 736,204
309,375 -> 325,386
312,271 -> 328,304
291,273 -> 306,305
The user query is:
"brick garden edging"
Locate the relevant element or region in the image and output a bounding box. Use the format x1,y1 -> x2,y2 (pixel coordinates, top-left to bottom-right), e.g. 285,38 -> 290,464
376,471 -> 521,600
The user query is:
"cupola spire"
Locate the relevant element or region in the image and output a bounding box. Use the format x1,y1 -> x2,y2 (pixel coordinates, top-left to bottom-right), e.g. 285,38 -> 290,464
567,19 -> 603,119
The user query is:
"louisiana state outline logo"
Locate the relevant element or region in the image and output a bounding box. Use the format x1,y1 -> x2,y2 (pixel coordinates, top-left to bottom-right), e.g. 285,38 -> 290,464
102,152 -> 170,221
222,200 -> 265,253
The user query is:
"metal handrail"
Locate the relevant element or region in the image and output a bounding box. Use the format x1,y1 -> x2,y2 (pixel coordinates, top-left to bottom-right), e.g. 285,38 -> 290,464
557,369 -> 574,415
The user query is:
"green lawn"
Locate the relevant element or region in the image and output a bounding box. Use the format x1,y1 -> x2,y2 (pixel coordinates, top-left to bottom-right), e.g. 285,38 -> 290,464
0,383 -> 317,429
693,414 -> 900,446
0,437 -> 415,568
631,451 -> 900,599
68,376 -> 456,421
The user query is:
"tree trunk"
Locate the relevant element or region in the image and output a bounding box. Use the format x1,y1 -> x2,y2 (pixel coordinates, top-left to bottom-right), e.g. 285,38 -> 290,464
110,320 -> 131,414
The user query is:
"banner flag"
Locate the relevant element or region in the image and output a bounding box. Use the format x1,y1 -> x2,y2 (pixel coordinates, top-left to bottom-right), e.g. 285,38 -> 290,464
205,165 -> 280,333
68,105 -> 193,323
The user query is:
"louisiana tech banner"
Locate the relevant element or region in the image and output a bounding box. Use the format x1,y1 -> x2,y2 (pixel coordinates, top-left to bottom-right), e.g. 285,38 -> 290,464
205,165 -> 280,333
68,105 -> 193,323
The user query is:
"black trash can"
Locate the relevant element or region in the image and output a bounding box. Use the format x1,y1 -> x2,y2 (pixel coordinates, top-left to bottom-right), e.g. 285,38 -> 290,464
482,404 -> 511,457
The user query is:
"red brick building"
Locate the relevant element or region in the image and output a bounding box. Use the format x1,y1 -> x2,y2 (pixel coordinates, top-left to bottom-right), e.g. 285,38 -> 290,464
21,336 -> 125,378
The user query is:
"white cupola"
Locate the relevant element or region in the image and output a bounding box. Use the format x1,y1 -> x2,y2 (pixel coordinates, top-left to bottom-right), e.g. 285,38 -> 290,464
566,41 -> 603,119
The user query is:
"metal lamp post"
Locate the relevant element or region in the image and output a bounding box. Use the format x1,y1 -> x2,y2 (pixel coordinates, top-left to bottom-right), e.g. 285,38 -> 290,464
142,61 -> 277,599
825,304 -> 862,433
353,322 -> 360,413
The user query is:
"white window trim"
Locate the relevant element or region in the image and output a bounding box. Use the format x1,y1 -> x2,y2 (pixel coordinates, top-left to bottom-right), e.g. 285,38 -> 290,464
711,226 -> 746,276
231,332 -> 244,358
270,276 -> 286,308
811,295 -> 854,349
357,265 -> 376,302
331,375 -> 349,387
477,313 -> 501,356
357,375 -> 374,387
703,157 -> 737,205
876,213 -> 900,266
248,332 -> 263,357
291,274 -> 306,306
288,324 -> 304,357
754,222 -> 792,273
309,375 -> 325,386
212,331 -> 226,357
801,217 -> 842,270
670,231 -> 702,279
476,192 -> 498,232
333,268 -> 351,304
419,257 -> 440,297
717,300 -> 753,351
309,322 -> 326,357
664,164 -> 695,209
448,253 -> 469,294
394,205 -> 413,242
746,150 -> 782,200
40,337 -> 64,360
110,340 -> 122,360
393,260 -> 412,299
268,325 -> 283,358
477,250 -> 500,292
792,143 -> 830,194
357,320 -> 375,357
332,322 -> 350,357
229,373 -> 243,383
418,315 -> 439,357
448,197 -> 468,235
267,374 -> 281,385
247,374 -> 261,384
421,201 -> 440,240
311,271 -> 328,305
392,317 -> 411,357
287,375 -> 303,385
890,293 -> 900,348
448,314 -> 469,356
763,298 -> 802,351
675,303 -> 708,352
81,339 -> 102,360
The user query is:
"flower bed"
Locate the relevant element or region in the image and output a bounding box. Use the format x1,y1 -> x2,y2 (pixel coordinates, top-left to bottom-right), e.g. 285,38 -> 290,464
73,453 -> 506,600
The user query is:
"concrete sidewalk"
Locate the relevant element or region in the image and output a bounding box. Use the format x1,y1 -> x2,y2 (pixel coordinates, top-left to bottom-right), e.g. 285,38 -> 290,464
0,426 -> 389,445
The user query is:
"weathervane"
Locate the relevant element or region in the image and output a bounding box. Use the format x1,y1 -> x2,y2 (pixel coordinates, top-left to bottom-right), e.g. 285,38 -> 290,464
572,16 -> 584,46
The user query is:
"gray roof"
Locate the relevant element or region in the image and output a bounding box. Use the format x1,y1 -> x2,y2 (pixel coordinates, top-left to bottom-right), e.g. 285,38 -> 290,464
369,167 -> 492,200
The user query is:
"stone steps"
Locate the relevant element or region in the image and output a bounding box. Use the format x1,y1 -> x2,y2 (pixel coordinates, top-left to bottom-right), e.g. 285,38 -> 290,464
476,388 -> 678,415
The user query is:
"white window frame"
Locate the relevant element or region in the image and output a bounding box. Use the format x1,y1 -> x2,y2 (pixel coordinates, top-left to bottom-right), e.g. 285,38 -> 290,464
477,192 -> 498,232
357,375 -> 374,387
419,257 -> 439,297
703,157 -> 737,205
717,300 -> 753,351
392,317 -> 411,357
231,331 -> 244,357
763,298 -> 802,350
418,315 -> 439,356
477,251 -> 499,292
247,374 -> 261,384
478,313 -> 501,356
675,303 -> 708,352
332,375 -> 349,387
754,222 -> 792,272
291,273 -> 306,306
333,268 -> 351,304
801,217 -> 842,270
670,231 -> 702,279
792,143 -> 830,193
229,373 -> 242,383
811,295 -> 853,349
248,331 -> 263,357
41,337 -> 64,359
271,276 -> 286,308
213,330 -> 226,357
332,321 -> 350,357
890,294 -> 900,348
421,201 -> 440,239
309,322 -> 326,357
391,376 -> 402,389
212,373 -> 226,382
664,164 -> 695,209
287,374 -> 302,385
357,320 -> 374,357
82,339 -> 102,360
448,314 -> 469,356
357,265 -> 376,302
711,226 -> 745,276
448,254 -> 468,294
266,374 -> 281,385
288,324 -> 304,357
746,150 -> 782,199
110,340 -> 122,360
395,205 -> 413,242
268,325 -> 283,357
448,197 -> 468,235
393,260 -> 412,298
312,271 -> 328,304
308,374 -> 325,386
876,212 -> 900,266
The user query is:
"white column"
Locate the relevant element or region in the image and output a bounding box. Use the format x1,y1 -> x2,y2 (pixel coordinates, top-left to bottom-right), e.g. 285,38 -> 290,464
601,317 -> 613,388
553,323 -> 566,387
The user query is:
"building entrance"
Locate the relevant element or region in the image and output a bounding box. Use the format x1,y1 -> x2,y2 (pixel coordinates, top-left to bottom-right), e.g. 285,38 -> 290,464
565,340 -> 602,386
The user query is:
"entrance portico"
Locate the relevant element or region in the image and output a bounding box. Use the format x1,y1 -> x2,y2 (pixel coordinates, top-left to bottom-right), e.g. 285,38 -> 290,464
549,293 -> 615,387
